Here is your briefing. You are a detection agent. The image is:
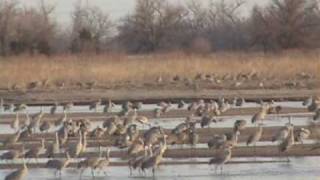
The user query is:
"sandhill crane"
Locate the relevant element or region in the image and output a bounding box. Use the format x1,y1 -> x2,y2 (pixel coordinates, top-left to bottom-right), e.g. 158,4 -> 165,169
127,124 -> 139,141
233,120 -> 247,132
128,138 -> 145,156
89,99 -> 101,112
46,132 -> 60,158
247,124 -> 263,157
132,101 -> 143,110
251,104 -> 270,124
313,109 -> 320,121
57,125 -> 68,146
29,110 -> 44,133
224,130 -> 240,147
3,130 -> 21,147
11,112 -> 20,130
200,115 -> 214,128
5,159 -> 28,180
1,148 -> 25,161
209,145 -> 232,174
68,131 -> 83,157
122,101 -> 133,112
40,121 -> 52,133
63,102 -> 73,113
294,128 -> 311,144
278,125 -> 295,162
54,111 -> 67,127
81,131 -> 88,154
141,135 -> 167,177
94,148 -> 111,176
307,99 -> 319,112
46,152 -> 71,178
144,127 -> 165,148
153,108 -> 162,118
172,122 -> 189,135
177,100 -> 186,109
4,103 -> 14,112
90,126 -> 105,138
189,130 -> 199,148
136,115 -> 150,127
129,148 -> 149,176
13,104 -> 27,113
235,97 -> 245,107
50,102 -> 59,115
272,123 -> 293,142
78,146 -> 103,178
104,120 -> 118,136
104,99 -> 116,113
25,138 -> 45,160
302,96 -> 313,106
208,134 -> 227,150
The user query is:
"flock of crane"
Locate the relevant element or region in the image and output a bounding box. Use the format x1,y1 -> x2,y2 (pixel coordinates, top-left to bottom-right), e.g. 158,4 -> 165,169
1,96 -> 320,180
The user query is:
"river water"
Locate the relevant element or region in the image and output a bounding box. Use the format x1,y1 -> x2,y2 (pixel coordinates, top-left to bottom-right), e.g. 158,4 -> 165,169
0,101 -> 318,179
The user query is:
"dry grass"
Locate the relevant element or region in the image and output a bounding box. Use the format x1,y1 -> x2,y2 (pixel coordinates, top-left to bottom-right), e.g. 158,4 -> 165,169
0,51 -> 319,88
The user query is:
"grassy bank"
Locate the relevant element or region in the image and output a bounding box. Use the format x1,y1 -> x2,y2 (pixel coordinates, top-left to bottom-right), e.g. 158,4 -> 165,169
0,51 -> 319,88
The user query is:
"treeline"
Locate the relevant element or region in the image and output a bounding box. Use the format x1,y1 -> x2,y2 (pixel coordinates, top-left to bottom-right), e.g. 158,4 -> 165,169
0,0 -> 320,56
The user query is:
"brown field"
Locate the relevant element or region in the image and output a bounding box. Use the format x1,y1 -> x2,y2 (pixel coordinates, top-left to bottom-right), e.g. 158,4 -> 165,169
0,51 -> 319,89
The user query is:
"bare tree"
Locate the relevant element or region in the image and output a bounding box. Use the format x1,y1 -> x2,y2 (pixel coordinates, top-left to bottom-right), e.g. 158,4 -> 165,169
70,2 -> 113,53
0,0 -> 18,56
249,0 -> 320,51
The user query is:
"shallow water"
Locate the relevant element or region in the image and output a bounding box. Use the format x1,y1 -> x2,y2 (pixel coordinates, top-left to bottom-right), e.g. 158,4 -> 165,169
0,101 -> 317,179
0,156 -> 319,180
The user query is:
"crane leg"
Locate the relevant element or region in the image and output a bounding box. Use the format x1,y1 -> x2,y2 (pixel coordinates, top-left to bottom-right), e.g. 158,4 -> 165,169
152,168 -> 155,178
91,169 -> 95,178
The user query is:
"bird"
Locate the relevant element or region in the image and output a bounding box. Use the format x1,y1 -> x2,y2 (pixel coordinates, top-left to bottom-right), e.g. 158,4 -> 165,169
3,130 -> 21,147
89,99 -> 101,112
25,138 -> 45,160
302,96 -> 313,106
94,148 -> 111,176
278,125 -> 295,162
132,101 -> 143,110
294,128 -> 311,144
81,131 -> 88,154
189,130 -> 199,148
104,99 -> 116,113
63,102 -> 73,112
39,121 -> 52,133
46,132 -> 60,158
5,159 -> 28,180
233,120 -> 247,132
13,104 -> 28,113
247,124 -> 263,146
136,115 -> 150,127
1,148 -> 25,161
313,109 -> 320,121
153,108 -> 162,118
272,123 -> 293,142
29,110 -> 45,133
50,102 -> 59,115
200,115 -> 214,128
251,104 -> 270,124
11,112 -> 20,130
46,152 -> 71,178
78,148 -> 102,178
128,138 -> 145,156
247,124 -> 263,157
209,145 -> 232,174
141,135 -> 167,177
177,100 -> 186,109
208,134 -> 227,150
67,131 -> 83,157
